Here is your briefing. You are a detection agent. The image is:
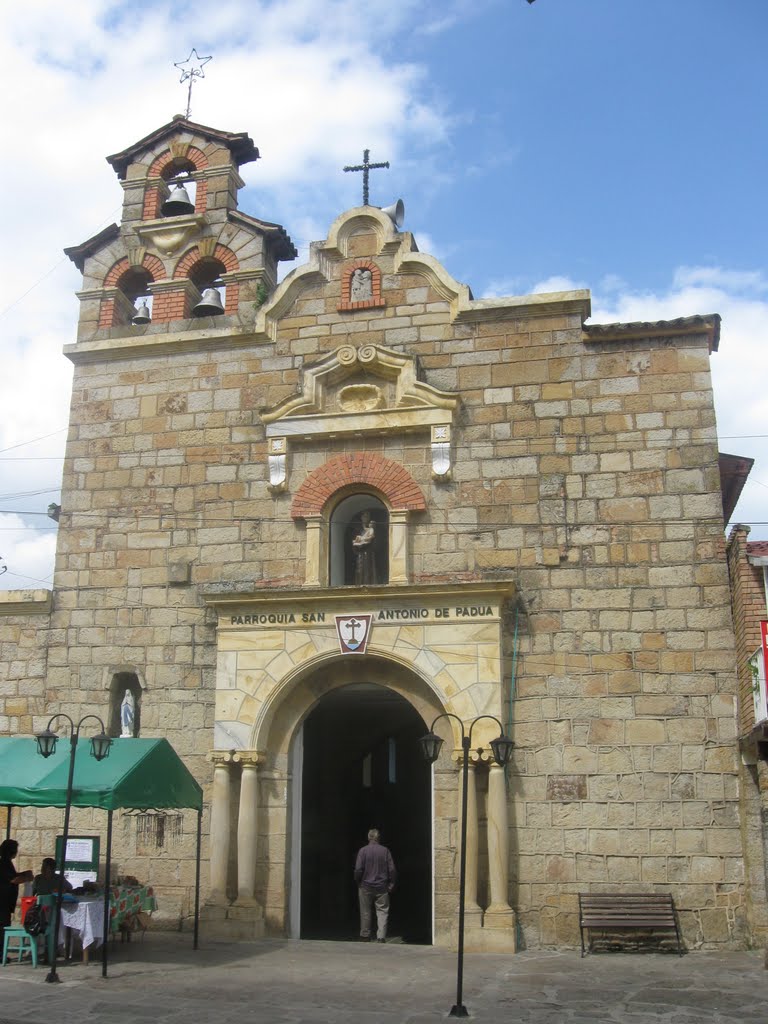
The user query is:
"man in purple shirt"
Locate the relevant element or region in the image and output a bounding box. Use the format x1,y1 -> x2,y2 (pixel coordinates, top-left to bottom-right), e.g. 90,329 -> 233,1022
354,828 -> 397,942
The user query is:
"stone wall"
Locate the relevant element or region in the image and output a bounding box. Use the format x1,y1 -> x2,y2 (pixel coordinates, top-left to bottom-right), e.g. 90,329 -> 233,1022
7,202 -> 745,946
0,591 -> 51,735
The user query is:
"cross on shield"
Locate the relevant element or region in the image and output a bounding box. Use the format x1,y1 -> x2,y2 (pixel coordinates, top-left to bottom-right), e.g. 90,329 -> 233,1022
335,614 -> 373,654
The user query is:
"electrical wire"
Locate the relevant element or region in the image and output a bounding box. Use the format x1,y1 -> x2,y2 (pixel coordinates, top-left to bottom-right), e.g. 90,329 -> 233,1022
0,428 -> 67,455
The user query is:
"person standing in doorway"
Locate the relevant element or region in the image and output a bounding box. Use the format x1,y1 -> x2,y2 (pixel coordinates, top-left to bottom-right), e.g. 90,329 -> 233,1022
354,827 -> 396,943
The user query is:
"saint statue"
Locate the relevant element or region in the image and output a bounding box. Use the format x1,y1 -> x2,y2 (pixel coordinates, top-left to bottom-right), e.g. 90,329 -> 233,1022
120,689 -> 135,738
350,268 -> 373,302
352,511 -> 377,585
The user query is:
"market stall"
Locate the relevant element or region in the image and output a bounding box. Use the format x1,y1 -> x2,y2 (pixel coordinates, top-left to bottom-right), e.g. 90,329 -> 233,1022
0,736 -> 203,977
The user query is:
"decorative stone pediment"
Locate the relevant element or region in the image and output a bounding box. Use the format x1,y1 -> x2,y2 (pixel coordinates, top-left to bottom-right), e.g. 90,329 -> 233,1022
260,344 -> 458,488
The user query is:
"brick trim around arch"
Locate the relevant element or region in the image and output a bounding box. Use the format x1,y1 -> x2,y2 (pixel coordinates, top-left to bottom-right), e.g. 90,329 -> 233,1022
291,453 -> 427,519
338,259 -> 384,312
173,243 -> 239,279
147,145 -> 208,178
144,146 -> 209,219
99,254 -> 167,327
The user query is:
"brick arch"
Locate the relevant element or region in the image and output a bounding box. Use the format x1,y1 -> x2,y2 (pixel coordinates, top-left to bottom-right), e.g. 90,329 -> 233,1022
99,254 -> 165,328
144,146 -> 209,219
173,244 -> 239,315
104,257 -> 130,287
291,454 -> 426,519
148,145 -> 208,177
104,253 -> 165,287
339,259 -> 383,312
173,243 -> 239,279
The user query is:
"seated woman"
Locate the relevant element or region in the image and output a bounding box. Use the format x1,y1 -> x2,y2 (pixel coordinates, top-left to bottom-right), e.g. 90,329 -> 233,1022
32,857 -> 73,897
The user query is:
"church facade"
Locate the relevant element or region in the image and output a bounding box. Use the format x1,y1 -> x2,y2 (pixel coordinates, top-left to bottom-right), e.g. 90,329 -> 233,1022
0,116 -> 756,951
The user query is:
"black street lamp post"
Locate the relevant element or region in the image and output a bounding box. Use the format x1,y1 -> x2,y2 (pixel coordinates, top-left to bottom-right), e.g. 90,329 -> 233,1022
419,713 -> 514,1018
35,713 -> 111,984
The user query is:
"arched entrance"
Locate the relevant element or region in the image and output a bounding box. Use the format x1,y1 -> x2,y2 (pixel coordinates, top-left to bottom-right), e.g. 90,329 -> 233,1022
297,682 -> 432,943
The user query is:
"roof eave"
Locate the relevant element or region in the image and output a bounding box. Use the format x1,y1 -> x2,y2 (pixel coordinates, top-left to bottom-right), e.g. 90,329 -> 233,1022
106,116 -> 259,179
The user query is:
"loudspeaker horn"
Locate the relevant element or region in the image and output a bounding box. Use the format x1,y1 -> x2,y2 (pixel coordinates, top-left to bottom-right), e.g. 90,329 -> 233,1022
379,199 -> 405,229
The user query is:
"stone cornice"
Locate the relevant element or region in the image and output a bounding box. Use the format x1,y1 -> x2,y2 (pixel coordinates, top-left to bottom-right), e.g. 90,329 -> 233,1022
64,324 -> 269,364
454,290 -> 591,324
0,589 -> 52,616
584,313 -> 721,352
204,580 -> 516,611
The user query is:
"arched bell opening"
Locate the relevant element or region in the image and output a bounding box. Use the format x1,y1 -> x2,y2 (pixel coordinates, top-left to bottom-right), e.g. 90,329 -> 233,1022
118,267 -> 153,326
188,256 -> 227,317
296,681 -> 432,944
161,159 -> 198,217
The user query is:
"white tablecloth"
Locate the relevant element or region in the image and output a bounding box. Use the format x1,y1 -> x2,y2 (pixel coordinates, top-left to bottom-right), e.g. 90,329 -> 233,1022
58,898 -> 105,950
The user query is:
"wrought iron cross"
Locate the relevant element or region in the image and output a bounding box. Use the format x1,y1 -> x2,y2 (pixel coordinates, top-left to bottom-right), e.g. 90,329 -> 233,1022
343,149 -> 389,206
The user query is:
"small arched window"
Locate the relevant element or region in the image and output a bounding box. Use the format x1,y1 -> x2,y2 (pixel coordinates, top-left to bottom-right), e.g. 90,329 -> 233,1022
330,494 -> 389,586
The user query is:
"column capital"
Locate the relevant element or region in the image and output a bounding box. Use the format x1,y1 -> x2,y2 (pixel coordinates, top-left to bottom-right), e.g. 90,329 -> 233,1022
208,749 -> 236,766
451,749 -> 482,766
232,750 -> 265,768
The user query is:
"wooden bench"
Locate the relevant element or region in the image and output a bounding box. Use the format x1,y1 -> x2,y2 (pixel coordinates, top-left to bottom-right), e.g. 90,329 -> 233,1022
578,893 -> 683,956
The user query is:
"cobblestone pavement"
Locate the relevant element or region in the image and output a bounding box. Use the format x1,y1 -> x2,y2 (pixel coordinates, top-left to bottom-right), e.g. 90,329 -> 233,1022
0,936 -> 766,1023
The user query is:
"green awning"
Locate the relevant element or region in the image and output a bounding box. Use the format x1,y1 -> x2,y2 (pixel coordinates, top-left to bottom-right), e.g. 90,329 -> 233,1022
0,736 -> 202,811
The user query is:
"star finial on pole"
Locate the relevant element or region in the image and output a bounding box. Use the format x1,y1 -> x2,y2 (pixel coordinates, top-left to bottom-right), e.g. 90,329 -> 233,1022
343,149 -> 390,206
174,49 -> 212,119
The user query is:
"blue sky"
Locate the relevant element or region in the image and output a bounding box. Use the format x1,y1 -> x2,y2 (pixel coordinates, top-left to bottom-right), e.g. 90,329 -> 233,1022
1,0 -> 766,589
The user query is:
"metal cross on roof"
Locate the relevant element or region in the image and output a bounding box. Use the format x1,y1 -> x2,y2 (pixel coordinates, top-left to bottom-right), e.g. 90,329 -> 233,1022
343,149 -> 390,207
174,49 -> 212,119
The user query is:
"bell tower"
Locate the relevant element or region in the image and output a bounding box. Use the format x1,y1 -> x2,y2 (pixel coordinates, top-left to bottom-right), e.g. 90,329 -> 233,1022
64,116 -> 295,339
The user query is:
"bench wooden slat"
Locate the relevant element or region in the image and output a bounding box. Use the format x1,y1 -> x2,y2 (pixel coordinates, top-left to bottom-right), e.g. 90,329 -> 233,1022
578,893 -> 683,956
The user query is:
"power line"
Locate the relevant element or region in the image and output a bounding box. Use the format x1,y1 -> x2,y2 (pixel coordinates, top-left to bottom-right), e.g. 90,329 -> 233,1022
0,428 -> 67,455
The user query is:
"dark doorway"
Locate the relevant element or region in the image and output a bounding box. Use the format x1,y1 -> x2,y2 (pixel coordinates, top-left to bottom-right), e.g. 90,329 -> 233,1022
300,684 -> 432,943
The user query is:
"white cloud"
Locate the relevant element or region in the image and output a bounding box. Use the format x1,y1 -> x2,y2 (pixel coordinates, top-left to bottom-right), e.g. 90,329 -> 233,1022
672,266 -> 768,293
0,513 -> 58,590
531,275 -> 587,295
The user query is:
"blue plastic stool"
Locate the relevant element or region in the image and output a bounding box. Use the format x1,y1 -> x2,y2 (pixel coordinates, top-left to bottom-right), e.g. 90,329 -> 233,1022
2,926 -> 38,966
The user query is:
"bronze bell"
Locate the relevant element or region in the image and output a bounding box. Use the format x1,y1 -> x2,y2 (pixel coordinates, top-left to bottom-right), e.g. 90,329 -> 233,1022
162,183 -> 195,216
132,300 -> 151,325
193,287 -> 225,317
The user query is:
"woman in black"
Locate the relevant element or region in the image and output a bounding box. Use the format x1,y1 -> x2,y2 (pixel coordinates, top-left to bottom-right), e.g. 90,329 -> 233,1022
0,839 -> 33,944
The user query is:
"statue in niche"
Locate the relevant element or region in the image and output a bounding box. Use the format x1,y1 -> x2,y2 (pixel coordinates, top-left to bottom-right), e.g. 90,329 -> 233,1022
350,267 -> 373,302
120,689 -> 136,738
352,511 -> 377,585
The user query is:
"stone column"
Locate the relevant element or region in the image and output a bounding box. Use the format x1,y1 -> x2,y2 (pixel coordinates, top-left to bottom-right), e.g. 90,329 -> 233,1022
208,752 -> 233,903
304,516 -> 324,586
389,511 -> 409,584
484,762 -> 515,930
234,752 -> 263,905
455,752 -> 481,918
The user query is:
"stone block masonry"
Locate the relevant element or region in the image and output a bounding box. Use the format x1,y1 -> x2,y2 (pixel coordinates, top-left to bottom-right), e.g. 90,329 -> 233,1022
0,125 -> 747,950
